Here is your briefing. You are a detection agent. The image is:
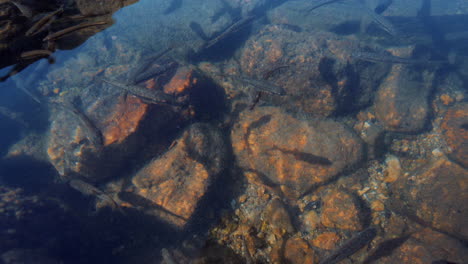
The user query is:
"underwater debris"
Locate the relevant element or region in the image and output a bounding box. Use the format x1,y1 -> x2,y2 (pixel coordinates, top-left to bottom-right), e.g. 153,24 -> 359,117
319,227 -> 377,264
43,21 -> 108,42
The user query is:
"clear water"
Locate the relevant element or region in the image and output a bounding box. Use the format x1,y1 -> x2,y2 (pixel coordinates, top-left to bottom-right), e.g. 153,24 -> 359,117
0,0 -> 467,263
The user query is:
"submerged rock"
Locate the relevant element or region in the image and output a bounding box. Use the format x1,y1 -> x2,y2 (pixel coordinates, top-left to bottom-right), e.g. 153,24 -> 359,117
130,123 -> 228,228
232,106 -> 364,198
375,63 -> 432,133
389,157 -> 468,241
375,228 -> 468,264
283,237 -> 317,264
239,25 -> 389,116
440,103 -> 467,168
320,188 -> 363,231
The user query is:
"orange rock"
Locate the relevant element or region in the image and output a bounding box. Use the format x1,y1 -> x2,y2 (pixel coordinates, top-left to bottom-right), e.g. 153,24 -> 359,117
375,65 -> 431,132
440,94 -> 454,105
390,157 -> 468,240
231,107 -> 363,198
284,237 -> 317,264
384,155 -> 401,183
163,66 -> 197,95
303,211 -> 321,231
377,228 -> 468,263
131,123 -> 226,228
263,198 -> 295,236
101,95 -> 148,146
311,232 -> 341,250
440,103 -> 468,167
321,189 -> 362,231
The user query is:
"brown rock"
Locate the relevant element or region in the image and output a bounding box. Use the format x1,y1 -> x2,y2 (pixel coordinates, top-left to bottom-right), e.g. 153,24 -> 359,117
47,62 -> 200,181
263,198 -> 295,236
231,107 -> 364,198
239,26 -> 389,116
441,103 -> 468,168
302,211 -> 321,231
284,237 -> 317,264
376,228 -> 468,263
389,157 -> 468,240
130,123 -> 227,228
321,189 -> 363,231
375,65 -> 431,132
311,232 -> 341,250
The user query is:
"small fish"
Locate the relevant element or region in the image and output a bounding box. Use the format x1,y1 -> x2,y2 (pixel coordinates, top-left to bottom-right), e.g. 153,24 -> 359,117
203,15 -> 255,49
235,75 -> 287,96
19,49 -> 53,60
51,99 -> 103,147
69,179 -> 120,210
43,21 -> 108,42
270,146 -> 333,166
351,51 -> 446,65
132,46 -> 175,83
362,5 -> 398,36
100,78 -> 181,106
319,227 -> 377,264
26,7 -> 63,36
306,0 -> 344,12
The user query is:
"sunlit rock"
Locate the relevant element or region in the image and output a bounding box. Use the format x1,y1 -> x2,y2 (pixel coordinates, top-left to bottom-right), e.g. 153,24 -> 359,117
375,62 -> 432,133
232,106 -> 364,198
130,123 -> 227,228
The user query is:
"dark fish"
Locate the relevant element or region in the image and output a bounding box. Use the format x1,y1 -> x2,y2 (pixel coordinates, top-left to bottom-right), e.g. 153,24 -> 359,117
235,75 -> 286,95
319,227 -> 377,264
51,99 -> 103,147
100,78 -> 181,106
262,65 -> 290,80
131,46 -> 175,83
26,7 -> 63,36
118,191 -> 187,221
20,49 -> 53,60
351,51 -> 446,65
306,0 -> 344,12
43,21 -> 108,41
270,146 -> 332,166
203,15 -> 255,49
362,5 -> 398,36
69,179 -> 120,210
